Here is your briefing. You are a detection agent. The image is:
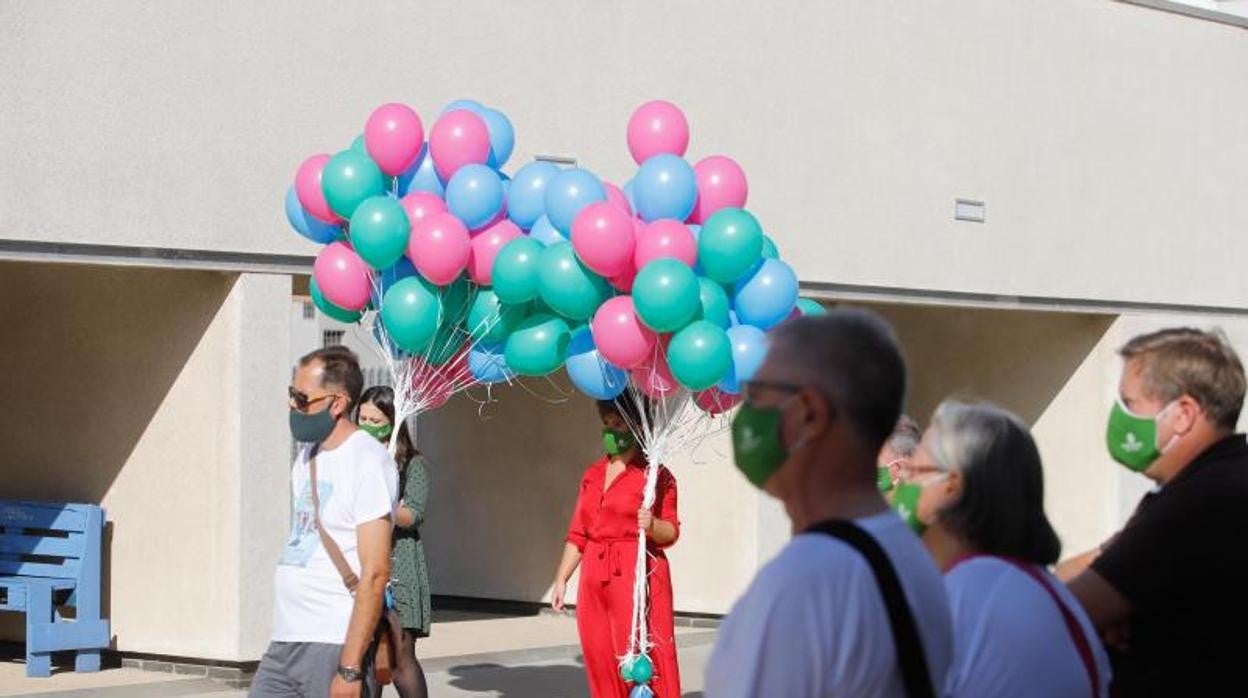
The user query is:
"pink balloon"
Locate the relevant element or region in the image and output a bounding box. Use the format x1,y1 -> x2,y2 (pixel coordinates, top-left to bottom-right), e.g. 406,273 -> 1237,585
591,296 -> 657,369
365,103 -> 425,176
313,241 -> 371,311
406,358 -> 455,410
295,154 -> 337,224
689,155 -> 748,224
467,219 -> 523,285
609,265 -> 637,293
695,387 -> 742,415
634,219 -> 697,269
571,201 -> 636,277
400,192 -> 447,226
626,100 -> 690,166
429,109 -> 491,181
408,212 -> 471,285
632,349 -> 678,399
603,182 -> 633,215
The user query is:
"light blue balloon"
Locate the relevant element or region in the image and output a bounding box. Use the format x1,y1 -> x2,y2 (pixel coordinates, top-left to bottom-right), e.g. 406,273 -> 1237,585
469,341 -> 514,384
442,99 -> 485,115
480,108 -> 515,168
508,161 -> 560,229
398,145 -> 445,197
633,154 -> 697,223
528,215 -> 565,246
284,186 -> 340,244
733,258 -> 800,330
628,685 -> 655,698
446,164 -> 505,230
543,168 -> 606,235
718,324 -> 768,394
565,327 -> 628,400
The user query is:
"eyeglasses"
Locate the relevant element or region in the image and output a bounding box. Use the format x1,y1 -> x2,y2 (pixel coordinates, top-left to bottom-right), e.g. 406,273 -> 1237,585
898,462 -> 947,481
740,380 -> 804,405
288,387 -> 341,412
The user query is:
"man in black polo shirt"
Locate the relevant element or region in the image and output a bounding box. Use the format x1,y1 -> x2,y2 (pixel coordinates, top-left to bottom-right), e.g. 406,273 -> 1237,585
1068,327 -> 1248,696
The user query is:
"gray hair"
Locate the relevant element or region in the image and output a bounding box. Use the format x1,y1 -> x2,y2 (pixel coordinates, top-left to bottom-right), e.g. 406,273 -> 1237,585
928,399 -> 1061,565
884,415 -> 921,458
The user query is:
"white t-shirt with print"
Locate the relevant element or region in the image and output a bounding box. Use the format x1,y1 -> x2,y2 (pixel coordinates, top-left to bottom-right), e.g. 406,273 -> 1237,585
271,430 -> 398,644
943,557 -> 1111,698
705,511 -> 954,698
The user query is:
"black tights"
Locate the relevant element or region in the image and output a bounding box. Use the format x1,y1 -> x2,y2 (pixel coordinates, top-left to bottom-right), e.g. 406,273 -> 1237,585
385,610 -> 428,698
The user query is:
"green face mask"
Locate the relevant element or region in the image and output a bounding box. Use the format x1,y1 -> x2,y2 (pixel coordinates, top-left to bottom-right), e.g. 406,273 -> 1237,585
731,402 -> 792,488
1106,399 -> 1176,472
603,428 -> 636,456
891,482 -> 927,535
360,422 -> 393,442
290,407 -> 336,444
877,467 -> 895,493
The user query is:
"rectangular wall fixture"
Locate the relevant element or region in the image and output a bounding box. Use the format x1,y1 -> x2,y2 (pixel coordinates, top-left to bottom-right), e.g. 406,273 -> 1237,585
536,155 -> 577,166
955,199 -> 986,223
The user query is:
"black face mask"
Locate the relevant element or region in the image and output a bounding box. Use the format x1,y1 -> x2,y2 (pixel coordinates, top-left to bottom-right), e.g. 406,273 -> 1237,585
290,406 -> 337,443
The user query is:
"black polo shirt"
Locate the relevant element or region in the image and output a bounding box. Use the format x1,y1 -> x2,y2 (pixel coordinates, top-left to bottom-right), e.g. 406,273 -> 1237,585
1092,434 -> 1248,696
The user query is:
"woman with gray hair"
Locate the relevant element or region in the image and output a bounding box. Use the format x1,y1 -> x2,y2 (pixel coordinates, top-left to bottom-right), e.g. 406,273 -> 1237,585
891,400 -> 1110,698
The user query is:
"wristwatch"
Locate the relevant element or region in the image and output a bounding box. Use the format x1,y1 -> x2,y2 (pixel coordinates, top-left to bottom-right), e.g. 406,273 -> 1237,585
336,665 -> 363,683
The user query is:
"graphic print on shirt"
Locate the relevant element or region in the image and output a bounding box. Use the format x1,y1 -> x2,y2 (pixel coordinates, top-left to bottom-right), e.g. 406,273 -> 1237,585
279,478 -> 334,567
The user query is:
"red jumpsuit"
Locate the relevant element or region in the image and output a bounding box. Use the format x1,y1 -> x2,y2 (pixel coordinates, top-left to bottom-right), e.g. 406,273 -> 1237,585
566,455 -> 681,698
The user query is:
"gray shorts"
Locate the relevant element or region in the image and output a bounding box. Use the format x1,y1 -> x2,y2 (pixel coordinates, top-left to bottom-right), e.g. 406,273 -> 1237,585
249,642 -> 378,698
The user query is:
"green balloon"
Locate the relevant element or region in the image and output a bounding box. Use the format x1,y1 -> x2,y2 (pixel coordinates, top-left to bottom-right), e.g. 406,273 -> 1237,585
698,208 -> 764,284
468,290 -> 529,344
492,237 -> 545,304
695,277 -> 732,328
761,234 -> 779,259
796,297 -> 827,316
668,320 -> 732,391
538,242 -> 611,322
310,278 -> 362,323
322,149 -> 386,220
504,313 -> 571,376
436,274 -> 476,327
633,258 -> 700,332
380,277 -> 441,352
349,196 -> 410,269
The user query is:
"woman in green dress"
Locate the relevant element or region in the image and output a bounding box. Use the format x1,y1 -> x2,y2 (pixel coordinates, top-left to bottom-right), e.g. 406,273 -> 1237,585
358,386 -> 431,698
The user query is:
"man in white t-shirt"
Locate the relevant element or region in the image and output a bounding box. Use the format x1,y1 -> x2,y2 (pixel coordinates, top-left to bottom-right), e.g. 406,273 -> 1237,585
251,347 -> 398,698
706,310 -> 953,698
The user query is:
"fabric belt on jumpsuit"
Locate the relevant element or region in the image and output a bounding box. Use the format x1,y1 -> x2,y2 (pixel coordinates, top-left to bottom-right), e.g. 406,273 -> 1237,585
584,536 -> 652,585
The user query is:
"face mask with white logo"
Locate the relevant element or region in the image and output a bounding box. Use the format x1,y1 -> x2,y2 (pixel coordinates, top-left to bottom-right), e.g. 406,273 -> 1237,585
1106,398 -> 1179,472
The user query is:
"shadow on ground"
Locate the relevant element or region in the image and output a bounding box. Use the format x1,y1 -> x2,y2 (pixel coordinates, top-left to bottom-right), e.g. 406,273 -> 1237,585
444,660 -> 705,698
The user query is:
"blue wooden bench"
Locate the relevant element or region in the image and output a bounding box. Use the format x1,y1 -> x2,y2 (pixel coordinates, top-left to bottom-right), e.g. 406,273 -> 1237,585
0,501 -> 111,677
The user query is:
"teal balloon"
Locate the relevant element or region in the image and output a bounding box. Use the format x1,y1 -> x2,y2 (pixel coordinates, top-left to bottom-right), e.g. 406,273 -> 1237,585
468,290 -> 530,343
350,134 -> 367,155
436,274 -> 476,327
761,235 -> 779,259
622,655 -> 655,684
698,208 -> 764,284
492,237 -> 545,304
696,277 -> 731,328
668,320 -> 732,391
633,258 -> 700,332
348,196 -> 410,269
504,313 -> 571,376
322,149 -> 386,220
797,297 -> 826,316
310,278 -> 361,323
381,277 -> 442,352
538,242 -> 611,322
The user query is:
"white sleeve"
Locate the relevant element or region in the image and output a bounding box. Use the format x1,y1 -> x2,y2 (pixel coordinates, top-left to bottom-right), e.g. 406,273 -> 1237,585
352,451 -> 395,526
705,575 -> 825,697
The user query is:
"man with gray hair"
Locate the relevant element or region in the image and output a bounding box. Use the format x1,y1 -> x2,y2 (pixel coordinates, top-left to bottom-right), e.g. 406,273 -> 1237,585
705,309 -> 952,697
1067,327 -> 1248,697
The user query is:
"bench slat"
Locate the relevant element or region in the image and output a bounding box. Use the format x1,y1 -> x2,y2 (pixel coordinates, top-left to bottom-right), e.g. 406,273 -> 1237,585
0,533 -> 84,558
28,619 -> 111,653
0,559 -> 79,579
0,503 -> 88,532
0,576 -> 76,590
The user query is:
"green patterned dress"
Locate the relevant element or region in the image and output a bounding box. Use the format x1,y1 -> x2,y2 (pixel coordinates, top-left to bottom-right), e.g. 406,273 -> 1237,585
391,454 -> 432,637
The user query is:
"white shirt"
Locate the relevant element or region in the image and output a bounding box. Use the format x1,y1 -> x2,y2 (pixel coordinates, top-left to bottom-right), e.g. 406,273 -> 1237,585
943,557 -> 1111,698
271,431 -> 398,643
705,511 -> 954,698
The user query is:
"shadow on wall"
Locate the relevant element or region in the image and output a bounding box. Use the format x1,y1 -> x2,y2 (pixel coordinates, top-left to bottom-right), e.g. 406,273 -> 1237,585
863,302 -> 1116,427
0,260 -> 234,641
417,378 -> 605,604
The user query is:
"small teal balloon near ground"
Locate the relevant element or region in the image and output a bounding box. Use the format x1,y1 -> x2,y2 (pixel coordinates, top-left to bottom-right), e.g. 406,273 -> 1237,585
633,154 -> 697,223
633,258 -> 700,332
733,258 -> 799,329
698,208 -> 764,284
565,326 -> 628,400
380,277 -> 442,352
544,168 -> 606,235
619,655 -> 654,685
668,320 -> 732,391
349,196 -> 411,269
796,297 -> 826,316
537,242 -> 611,322
310,278 -> 361,323
492,237 -> 546,304
322,149 -> 386,220
505,313 -> 572,376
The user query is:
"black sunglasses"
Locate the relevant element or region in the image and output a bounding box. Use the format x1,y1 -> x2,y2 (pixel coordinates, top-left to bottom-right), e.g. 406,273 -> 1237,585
288,387 -> 340,411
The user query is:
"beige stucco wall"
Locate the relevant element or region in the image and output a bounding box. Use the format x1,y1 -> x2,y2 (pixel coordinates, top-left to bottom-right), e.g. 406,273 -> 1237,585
0,263 -> 289,661
3,1 -> 1246,309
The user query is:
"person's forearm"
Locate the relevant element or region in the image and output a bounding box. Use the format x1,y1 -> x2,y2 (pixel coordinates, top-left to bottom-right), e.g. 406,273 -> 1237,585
395,503 -> 420,529
1055,547 -> 1101,582
339,565 -> 388,668
648,518 -> 677,546
555,542 -> 582,583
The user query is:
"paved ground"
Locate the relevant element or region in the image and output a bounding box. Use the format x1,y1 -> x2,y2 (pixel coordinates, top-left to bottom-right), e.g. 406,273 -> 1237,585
0,612 -> 715,697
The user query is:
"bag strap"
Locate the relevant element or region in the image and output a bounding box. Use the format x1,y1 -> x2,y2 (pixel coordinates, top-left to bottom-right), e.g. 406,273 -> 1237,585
308,446 -> 360,593
954,554 -> 1101,698
808,519 -> 935,698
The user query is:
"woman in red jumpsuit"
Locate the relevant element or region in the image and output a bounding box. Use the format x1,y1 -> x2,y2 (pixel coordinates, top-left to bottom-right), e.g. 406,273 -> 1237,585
552,399 -> 681,698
